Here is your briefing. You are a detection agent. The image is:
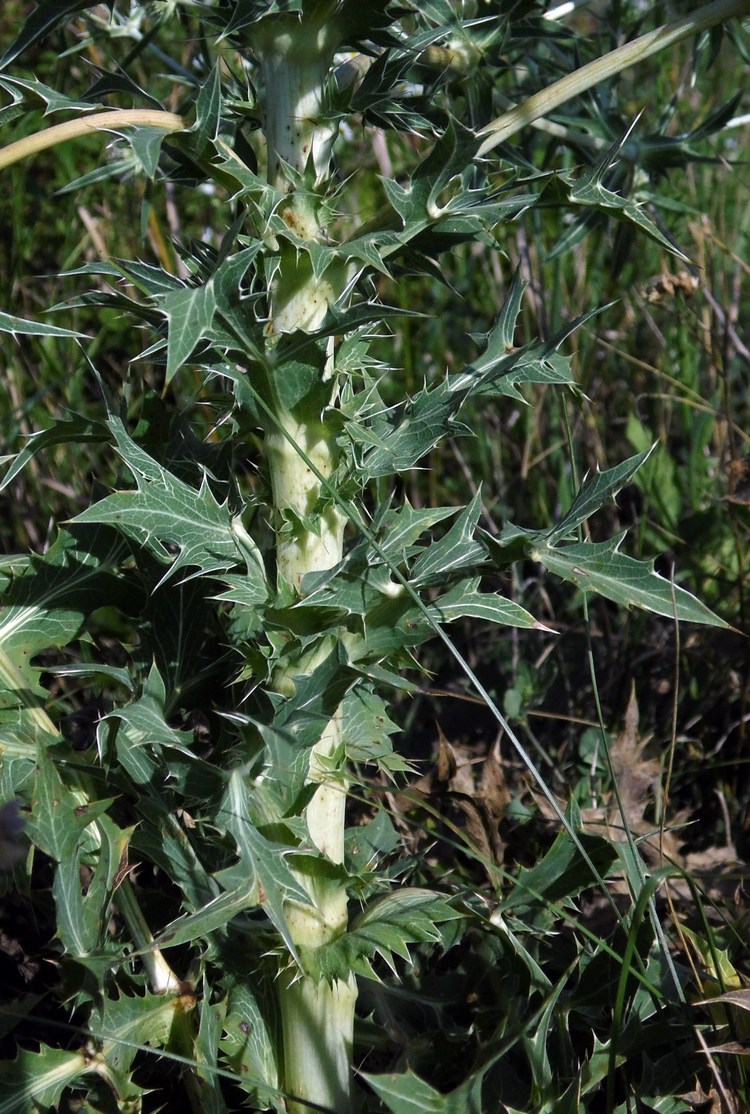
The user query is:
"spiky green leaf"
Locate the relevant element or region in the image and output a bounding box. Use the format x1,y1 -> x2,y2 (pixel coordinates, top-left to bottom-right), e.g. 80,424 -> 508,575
532,534 -> 728,627
72,414 -> 242,581
0,310 -> 87,338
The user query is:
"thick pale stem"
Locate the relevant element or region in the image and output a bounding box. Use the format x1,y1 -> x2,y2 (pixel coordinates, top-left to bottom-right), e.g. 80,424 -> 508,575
279,711 -> 355,1114
267,417 -> 352,1111
266,417 -> 345,593
252,9 -> 340,191
279,969 -> 357,1114
251,13 -> 355,1111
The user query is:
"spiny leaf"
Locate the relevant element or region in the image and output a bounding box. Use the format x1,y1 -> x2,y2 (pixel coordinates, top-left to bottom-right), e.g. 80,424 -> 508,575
0,0 -> 102,70
353,290 -> 582,477
541,120 -> 689,259
0,527 -> 128,749
409,491 -> 486,587
213,768 -> 312,963
0,309 -> 87,339
105,664 -> 197,765
92,990 -> 183,1076
0,1045 -> 90,1114
129,125 -> 169,178
160,279 -> 217,382
220,980 -> 281,1108
72,413 -> 243,581
341,685 -> 409,776
0,74 -> 101,114
503,823 -> 620,918
305,887 -> 465,983
26,750 -> 122,957
363,1067 -> 486,1114
379,501 -> 457,562
0,415 -> 108,492
546,447 -> 655,544
532,534 -> 728,627
428,578 -> 545,630
191,63 -> 223,150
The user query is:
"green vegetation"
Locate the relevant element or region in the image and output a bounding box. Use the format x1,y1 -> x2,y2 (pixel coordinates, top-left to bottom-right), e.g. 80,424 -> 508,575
0,2 -> 748,1112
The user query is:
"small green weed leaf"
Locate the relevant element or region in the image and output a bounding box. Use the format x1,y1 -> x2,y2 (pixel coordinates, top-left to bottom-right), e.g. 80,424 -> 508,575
0,1045 -> 89,1114
0,309 -> 87,338
74,478 -> 238,581
160,279 -> 217,382
532,535 -> 728,626
546,448 -> 655,543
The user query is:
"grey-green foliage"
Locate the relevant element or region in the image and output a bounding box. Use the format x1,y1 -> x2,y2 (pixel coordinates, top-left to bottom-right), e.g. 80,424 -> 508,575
0,0 -> 743,1111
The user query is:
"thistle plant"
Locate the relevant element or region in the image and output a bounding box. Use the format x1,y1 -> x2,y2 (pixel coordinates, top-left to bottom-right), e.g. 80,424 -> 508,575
0,2 -> 747,1112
